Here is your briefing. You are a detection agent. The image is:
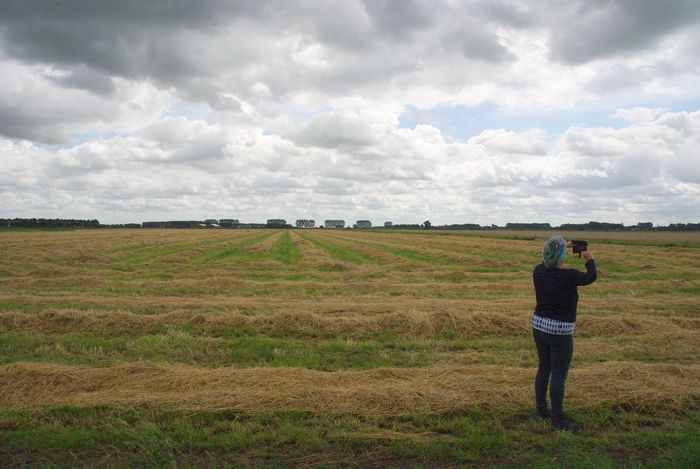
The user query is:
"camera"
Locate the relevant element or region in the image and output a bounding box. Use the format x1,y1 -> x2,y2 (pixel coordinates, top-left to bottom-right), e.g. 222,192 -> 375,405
571,240 -> 588,257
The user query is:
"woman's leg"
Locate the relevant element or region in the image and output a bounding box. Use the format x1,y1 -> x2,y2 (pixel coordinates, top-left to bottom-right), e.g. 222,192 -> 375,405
532,328 -> 551,409
548,334 -> 574,417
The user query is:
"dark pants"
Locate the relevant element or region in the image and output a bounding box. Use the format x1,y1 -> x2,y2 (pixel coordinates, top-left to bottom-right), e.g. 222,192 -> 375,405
533,328 -> 573,416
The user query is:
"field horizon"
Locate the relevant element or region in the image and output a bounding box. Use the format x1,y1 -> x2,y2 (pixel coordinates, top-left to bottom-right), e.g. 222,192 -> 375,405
1,228 -> 699,467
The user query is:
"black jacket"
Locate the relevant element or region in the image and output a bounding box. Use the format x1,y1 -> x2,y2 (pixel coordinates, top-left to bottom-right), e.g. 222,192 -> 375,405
533,260 -> 597,323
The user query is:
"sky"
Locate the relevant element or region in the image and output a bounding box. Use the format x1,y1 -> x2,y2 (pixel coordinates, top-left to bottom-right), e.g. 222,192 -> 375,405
1,0 -> 700,226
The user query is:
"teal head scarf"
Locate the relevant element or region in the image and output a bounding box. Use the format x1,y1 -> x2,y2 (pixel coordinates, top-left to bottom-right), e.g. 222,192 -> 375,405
542,235 -> 567,268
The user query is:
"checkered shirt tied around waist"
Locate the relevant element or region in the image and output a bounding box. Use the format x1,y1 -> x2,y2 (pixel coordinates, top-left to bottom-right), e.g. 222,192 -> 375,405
531,313 -> 575,335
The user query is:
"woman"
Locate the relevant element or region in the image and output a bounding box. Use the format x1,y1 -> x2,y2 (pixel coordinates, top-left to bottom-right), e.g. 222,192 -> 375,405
532,236 -> 596,431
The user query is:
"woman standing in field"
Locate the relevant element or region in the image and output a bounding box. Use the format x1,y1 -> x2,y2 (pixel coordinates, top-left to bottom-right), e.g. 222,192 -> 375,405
532,236 -> 596,431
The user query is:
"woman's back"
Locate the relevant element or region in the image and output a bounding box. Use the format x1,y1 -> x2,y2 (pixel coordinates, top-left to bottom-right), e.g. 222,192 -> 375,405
533,262 -> 596,322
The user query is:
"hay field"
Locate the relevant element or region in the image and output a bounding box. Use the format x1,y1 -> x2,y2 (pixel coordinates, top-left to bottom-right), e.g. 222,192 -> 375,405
1,228 -> 699,467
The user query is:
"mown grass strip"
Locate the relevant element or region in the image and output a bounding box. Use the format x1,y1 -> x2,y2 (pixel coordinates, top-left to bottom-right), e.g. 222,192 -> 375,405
380,245 -> 462,265
113,236 -> 236,264
190,232 -> 275,264
0,406 -> 698,468
298,232 -> 379,265
2,330 -> 697,369
321,233 -> 464,265
0,332 -> 432,369
270,231 -> 301,264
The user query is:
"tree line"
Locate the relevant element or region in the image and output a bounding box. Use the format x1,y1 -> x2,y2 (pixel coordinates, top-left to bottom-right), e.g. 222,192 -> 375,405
0,218 -> 100,228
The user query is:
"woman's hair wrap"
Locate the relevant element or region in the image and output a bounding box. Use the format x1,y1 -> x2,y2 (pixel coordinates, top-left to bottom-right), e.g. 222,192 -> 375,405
542,235 -> 567,268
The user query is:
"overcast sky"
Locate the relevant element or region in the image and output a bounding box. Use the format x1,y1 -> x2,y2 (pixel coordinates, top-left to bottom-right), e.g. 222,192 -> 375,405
1,0 -> 699,225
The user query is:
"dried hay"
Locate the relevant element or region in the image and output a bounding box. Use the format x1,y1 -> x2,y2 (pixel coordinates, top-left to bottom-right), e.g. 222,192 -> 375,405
245,231 -> 282,253
2,309 -> 698,339
0,294 -> 533,315
1,362 -> 697,417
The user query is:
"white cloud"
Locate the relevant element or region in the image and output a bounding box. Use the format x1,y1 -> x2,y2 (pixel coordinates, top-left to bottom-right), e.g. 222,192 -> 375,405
0,1 -> 699,224
468,128 -> 548,155
613,107 -> 666,124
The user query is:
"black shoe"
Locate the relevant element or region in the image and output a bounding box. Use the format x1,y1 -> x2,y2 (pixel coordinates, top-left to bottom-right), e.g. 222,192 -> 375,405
551,414 -> 580,432
536,405 -> 551,419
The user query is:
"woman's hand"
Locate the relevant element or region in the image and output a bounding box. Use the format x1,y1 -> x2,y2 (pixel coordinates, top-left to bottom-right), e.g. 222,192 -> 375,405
582,250 -> 594,261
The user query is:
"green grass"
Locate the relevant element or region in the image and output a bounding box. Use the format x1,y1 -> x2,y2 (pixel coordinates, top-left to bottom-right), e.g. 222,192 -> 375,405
2,332 -> 696,370
0,332 -> 432,370
270,231 -> 301,264
1,406 -> 698,468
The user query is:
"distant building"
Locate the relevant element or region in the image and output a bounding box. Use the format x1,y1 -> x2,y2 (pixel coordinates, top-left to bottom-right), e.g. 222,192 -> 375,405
384,221 -> 393,228
637,222 -> 653,230
219,219 -> 239,227
505,223 -> 552,230
267,219 -> 287,227
355,220 -> 372,229
324,219 -> 345,229
443,223 -> 482,230
143,221 -> 202,228
165,221 -> 202,228
142,221 -> 166,228
296,219 -> 315,228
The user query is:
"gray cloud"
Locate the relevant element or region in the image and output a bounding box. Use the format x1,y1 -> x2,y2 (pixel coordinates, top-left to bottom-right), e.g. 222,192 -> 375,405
0,59 -> 171,143
477,0 -> 539,29
363,0 -> 436,40
48,65 -> 117,96
292,112 -> 378,149
547,0 -> 700,64
0,69 -> 113,144
0,101 -> 68,143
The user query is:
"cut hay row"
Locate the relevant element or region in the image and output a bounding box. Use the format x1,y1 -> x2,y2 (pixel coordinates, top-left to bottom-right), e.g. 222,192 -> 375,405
314,231 -> 476,265
318,230 -> 517,260
188,231 -> 277,264
114,231 -> 263,265
298,230 -> 407,265
322,230 -> 700,274
6,266 -> 698,298
2,309 -> 699,339
244,230 -> 283,254
295,231 -> 380,265
1,361 -> 697,417
2,229 -> 242,265
1,293 -> 697,317
289,231 -> 340,267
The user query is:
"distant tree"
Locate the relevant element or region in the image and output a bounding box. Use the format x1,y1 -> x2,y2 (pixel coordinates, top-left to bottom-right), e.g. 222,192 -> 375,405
422,220 -> 431,230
